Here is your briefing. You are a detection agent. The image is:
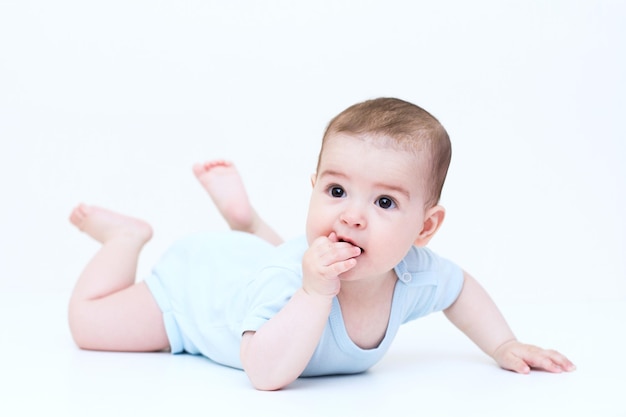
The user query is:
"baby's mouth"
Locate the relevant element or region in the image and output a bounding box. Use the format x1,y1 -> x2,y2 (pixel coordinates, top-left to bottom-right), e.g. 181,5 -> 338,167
339,238 -> 364,254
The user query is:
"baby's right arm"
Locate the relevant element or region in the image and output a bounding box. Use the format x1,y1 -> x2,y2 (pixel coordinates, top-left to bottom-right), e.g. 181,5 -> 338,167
239,233 -> 359,390
240,289 -> 331,390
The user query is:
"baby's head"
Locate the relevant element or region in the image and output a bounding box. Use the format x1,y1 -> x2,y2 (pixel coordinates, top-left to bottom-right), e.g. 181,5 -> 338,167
316,97 -> 451,209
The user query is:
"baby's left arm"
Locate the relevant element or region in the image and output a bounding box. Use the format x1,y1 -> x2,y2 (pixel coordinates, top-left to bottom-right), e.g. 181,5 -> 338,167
443,271 -> 576,374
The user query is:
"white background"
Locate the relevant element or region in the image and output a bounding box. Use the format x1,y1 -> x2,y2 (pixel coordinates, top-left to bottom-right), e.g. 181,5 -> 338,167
1,1 -> 624,301
1,2 -> 625,416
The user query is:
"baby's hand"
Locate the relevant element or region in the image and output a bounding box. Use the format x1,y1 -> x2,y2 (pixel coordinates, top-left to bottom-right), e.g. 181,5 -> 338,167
492,340 -> 576,374
302,232 -> 361,298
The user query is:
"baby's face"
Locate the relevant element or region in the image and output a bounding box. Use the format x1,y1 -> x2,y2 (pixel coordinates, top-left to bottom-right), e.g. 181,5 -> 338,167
305,133 -> 430,281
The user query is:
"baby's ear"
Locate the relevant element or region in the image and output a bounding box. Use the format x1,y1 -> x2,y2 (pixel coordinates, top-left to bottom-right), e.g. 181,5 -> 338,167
310,173 -> 317,188
414,205 -> 445,247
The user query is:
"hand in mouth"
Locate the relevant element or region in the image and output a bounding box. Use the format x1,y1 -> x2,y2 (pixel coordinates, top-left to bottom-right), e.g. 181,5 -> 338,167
338,238 -> 364,255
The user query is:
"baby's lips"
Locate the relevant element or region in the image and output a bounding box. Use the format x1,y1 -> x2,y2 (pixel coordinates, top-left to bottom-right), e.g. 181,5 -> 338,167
338,237 -> 364,255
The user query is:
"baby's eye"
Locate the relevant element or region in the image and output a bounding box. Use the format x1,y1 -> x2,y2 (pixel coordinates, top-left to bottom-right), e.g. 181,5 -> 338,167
329,186 -> 345,198
376,196 -> 396,209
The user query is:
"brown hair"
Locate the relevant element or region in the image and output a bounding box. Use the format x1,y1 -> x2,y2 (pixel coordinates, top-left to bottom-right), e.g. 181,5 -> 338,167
317,97 -> 452,208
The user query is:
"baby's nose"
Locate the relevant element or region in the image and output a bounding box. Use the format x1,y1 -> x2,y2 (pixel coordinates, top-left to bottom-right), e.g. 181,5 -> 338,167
340,207 -> 366,228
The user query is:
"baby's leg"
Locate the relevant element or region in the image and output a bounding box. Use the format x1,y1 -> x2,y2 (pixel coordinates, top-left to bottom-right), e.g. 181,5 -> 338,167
193,160 -> 283,246
68,204 -> 169,352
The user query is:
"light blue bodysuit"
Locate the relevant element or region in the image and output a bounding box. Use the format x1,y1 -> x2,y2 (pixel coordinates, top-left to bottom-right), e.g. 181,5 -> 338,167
144,231 -> 464,377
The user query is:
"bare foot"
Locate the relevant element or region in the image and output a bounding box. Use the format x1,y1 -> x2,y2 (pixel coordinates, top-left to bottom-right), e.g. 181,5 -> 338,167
193,160 -> 258,233
69,204 -> 153,246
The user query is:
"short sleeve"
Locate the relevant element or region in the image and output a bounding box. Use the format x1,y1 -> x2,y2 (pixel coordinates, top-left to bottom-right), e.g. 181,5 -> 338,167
395,246 -> 464,323
238,236 -> 308,335
239,265 -> 302,334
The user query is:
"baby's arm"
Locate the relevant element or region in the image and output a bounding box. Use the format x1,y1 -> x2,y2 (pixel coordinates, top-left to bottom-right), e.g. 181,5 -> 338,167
444,271 -> 576,374
240,233 -> 361,390
240,289 -> 331,390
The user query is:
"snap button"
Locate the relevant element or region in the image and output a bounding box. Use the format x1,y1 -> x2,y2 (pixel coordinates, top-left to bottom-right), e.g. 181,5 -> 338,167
400,272 -> 412,283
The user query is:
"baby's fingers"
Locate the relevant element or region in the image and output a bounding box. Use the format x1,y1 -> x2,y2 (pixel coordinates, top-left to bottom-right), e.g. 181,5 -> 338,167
494,342 -> 576,374
328,257 -> 357,276
498,354 -> 531,374
524,349 -> 576,373
315,240 -> 361,269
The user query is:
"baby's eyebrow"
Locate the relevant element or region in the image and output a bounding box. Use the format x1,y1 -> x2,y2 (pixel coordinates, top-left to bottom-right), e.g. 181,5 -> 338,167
318,169 -> 346,180
373,181 -> 411,200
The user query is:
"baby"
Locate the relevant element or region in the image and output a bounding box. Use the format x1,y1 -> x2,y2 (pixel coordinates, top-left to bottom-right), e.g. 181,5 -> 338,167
68,97 -> 575,390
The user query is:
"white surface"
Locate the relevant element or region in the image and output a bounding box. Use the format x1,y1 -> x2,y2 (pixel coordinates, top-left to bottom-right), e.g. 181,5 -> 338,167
0,1 -> 624,302
1,1 -> 625,416
1,291 -> 624,416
